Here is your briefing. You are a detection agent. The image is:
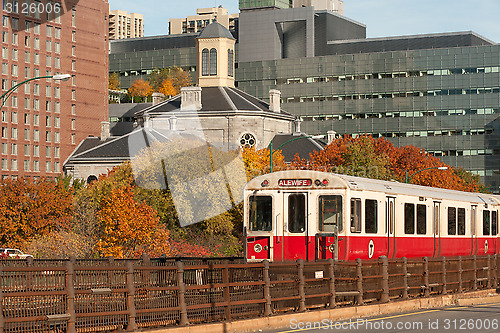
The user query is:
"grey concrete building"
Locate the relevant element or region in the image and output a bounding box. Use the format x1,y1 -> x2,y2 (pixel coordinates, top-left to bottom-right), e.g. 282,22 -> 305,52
108,4 -> 500,191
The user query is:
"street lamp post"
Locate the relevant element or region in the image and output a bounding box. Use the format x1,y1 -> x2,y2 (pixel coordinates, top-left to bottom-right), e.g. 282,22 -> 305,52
0,74 -> 71,111
405,166 -> 448,183
269,135 -> 325,172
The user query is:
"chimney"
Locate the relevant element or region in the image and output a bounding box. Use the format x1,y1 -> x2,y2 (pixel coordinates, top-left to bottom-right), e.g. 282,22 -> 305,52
100,121 -> 110,141
181,87 -> 202,110
269,89 -> 281,113
169,115 -> 177,131
294,118 -> 302,133
152,92 -> 165,106
327,130 -> 337,144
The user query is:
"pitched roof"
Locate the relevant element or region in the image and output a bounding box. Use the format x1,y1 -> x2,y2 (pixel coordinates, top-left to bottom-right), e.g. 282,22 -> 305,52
270,133 -> 326,162
136,86 -> 294,119
197,21 -> 235,40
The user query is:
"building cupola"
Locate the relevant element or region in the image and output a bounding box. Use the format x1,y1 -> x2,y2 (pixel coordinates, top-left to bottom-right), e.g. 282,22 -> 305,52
196,21 -> 236,88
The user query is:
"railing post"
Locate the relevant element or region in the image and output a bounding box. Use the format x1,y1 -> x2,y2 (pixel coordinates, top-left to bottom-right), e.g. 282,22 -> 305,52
65,259 -> 76,333
107,256 -> 114,288
176,261 -> 189,326
26,256 -> 34,292
441,256 -> 447,295
126,261 -> 138,331
0,266 -> 4,333
423,257 -> 430,297
458,256 -> 463,293
402,257 -> 409,300
380,256 -> 389,303
356,258 -> 364,305
473,255 -> 478,291
297,259 -> 306,312
223,263 -> 231,321
328,258 -> 336,308
263,260 -> 272,316
487,255 -> 492,289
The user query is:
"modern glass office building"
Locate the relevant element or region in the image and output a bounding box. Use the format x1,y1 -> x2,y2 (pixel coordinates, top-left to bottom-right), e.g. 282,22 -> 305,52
109,5 -> 500,191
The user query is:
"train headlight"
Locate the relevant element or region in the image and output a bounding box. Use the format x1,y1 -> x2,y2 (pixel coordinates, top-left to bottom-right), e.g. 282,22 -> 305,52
254,244 -> 263,253
314,179 -> 321,186
261,180 -> 269,187
322,179 -> 329,186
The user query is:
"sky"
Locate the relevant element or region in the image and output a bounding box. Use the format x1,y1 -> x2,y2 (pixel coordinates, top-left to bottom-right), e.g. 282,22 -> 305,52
107,0 -> 500,43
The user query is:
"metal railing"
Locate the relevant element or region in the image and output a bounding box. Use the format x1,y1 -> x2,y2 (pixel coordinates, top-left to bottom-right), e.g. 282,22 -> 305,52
0,255 -> 498,332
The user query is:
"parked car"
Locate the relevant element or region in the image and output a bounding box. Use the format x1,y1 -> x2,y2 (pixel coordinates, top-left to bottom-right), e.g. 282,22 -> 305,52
0,248 -> 34,259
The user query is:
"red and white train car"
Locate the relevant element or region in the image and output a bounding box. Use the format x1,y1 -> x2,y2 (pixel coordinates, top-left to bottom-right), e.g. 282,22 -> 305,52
244,170 -> 500,262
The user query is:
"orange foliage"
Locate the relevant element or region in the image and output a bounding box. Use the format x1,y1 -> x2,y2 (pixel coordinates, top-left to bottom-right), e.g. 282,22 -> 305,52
95,185 -> 160,258
242,146 -> 286,179
0,178 -> 73,247
158,78 -> 176,97
291,135 -> 483,192
128,79 -> 152,100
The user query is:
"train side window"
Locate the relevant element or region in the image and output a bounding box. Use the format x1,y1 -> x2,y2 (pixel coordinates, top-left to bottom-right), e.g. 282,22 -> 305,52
350,198 -> 361,233
288,194 -> 306,233
483,210 -> 491,236
404,203 -> 415,234
492,211 -> 498,235
365,199 -> 377,233
248,196 -> 273,231
319,195 -> 343,232
457,208 -> 466,235
417,204 -> 426,234
448,207 -> 456,235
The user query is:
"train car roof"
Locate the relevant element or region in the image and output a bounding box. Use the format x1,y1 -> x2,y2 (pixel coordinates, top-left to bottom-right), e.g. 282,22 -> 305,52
246,170 -> 499,206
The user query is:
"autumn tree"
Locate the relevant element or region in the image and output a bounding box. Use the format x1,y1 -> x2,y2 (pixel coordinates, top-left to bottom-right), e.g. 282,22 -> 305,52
148,66 -> 193,96
158,78 -> 177,97
0,177 -> 74,248
109,72 -> 120,90
95,185 -> 160,258
291,135 -> 484,192
128,79 -> 152,102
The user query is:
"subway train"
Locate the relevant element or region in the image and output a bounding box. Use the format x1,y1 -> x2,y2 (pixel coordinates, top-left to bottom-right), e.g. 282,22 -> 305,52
244,170 -> 500,262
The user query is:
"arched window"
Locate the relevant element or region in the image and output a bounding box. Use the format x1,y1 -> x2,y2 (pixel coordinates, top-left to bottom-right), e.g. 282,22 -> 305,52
201,48 -> 209,76
209,48 -> 217,76
228,49 -> 234,77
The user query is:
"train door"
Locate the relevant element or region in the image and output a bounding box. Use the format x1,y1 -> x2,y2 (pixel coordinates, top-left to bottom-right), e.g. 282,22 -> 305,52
315,194 -> 344,261
283,192 -> 309,261
433,202 -> 441,257
471,205 -> 478,255
386,197 -> 396,258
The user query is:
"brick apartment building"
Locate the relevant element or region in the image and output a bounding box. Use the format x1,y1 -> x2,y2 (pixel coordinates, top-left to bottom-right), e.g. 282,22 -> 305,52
1,0 -> 109,179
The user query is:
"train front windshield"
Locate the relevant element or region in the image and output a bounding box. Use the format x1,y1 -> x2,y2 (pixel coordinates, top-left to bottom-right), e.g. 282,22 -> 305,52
249,195 -> 272,231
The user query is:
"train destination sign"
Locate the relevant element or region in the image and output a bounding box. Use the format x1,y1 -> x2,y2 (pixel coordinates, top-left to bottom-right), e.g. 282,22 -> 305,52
278,179 -> 312,187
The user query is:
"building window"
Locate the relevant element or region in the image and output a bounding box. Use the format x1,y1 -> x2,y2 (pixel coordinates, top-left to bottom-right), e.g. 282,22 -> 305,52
239,133 -> 256,148
209,48 -> 217,76
228,49 -> 234,77
202,48 -> 209,76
